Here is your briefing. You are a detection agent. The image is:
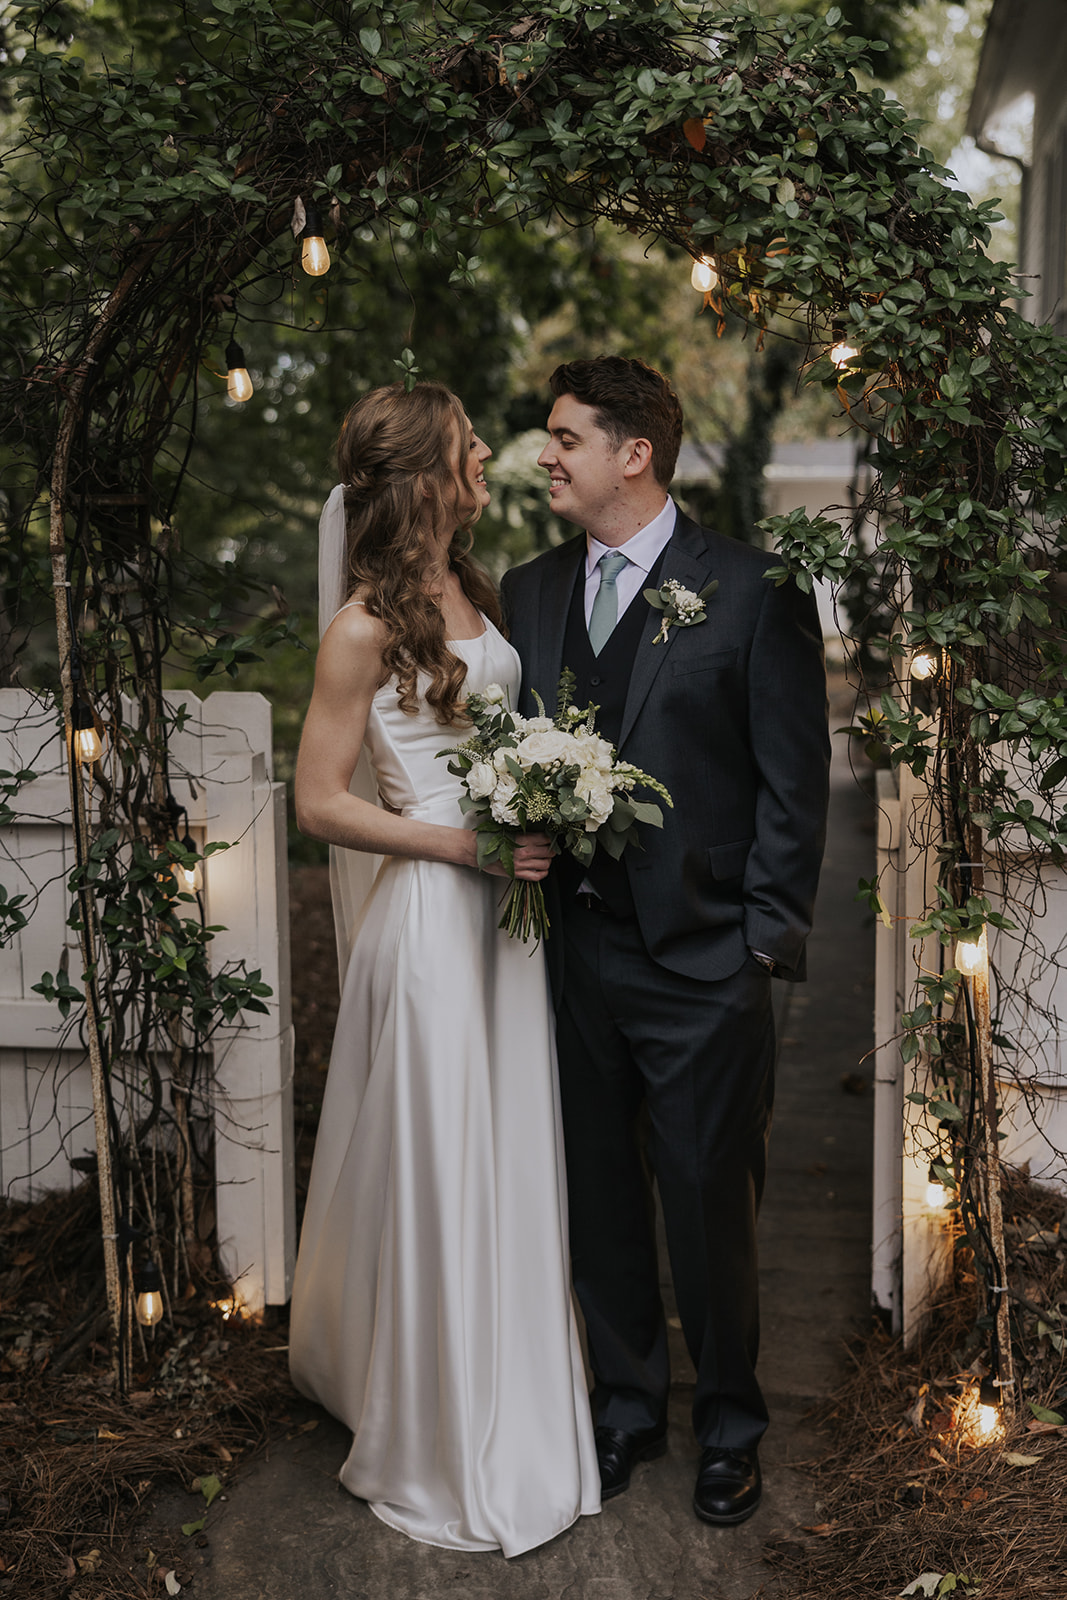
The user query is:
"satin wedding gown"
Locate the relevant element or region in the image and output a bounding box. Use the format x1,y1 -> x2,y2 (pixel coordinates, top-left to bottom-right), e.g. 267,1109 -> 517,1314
289,614 -> 600,1557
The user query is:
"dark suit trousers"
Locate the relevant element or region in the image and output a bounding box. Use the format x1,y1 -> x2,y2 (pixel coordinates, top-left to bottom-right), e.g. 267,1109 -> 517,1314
557,897 -> 775,1452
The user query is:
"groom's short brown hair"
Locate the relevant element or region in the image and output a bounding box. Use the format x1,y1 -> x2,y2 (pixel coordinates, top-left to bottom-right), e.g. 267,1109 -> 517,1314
548,356 -> 684,488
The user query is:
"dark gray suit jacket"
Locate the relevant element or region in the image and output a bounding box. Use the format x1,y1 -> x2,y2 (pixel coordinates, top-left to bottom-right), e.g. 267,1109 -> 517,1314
499,509 -> 830,984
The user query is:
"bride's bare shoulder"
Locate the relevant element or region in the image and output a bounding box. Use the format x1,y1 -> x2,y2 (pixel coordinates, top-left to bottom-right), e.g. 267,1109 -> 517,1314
317,599 -> 388,688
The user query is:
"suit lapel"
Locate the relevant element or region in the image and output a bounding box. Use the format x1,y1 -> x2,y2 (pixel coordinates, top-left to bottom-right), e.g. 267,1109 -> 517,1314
531,534 -> 585,707
619,510 -> 718,749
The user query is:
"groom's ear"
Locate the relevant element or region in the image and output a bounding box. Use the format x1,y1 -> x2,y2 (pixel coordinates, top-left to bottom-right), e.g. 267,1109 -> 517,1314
621,436 -> 655,480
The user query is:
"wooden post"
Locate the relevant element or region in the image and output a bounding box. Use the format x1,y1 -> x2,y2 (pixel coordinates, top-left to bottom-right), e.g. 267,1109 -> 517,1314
971,946 -> 1015,1418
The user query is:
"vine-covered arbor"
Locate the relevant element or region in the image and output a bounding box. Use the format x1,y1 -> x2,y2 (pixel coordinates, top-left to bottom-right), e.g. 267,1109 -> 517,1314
2,0 -> 1067,1409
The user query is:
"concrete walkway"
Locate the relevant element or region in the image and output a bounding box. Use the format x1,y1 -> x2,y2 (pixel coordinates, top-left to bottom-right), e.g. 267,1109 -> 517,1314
186,699 -> 876,1600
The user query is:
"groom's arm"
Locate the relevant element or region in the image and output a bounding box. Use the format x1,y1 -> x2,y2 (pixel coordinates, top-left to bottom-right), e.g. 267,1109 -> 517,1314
741,574 -> 830,977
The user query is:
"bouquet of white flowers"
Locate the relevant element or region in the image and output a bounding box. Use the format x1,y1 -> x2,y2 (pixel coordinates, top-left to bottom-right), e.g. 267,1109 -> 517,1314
441,670 -> 673,943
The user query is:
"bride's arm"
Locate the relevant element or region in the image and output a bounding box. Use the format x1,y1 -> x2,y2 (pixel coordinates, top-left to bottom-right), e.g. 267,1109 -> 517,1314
295,605 -> 550,880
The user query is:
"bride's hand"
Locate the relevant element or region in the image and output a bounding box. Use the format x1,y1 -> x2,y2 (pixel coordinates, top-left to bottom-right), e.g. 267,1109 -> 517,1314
484,833 -> 555,882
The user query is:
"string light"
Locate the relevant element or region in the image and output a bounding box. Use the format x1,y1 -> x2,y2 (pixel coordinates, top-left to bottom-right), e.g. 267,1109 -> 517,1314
71,698 -> 103,764
689,256 -> 718,293
300,200 -> 331,277
225,338 -> 253,403
829,336 -> 860,369
975,1375 -> 1001,1439
925,1164 -> 948,1211
173,832 -> 203,895
910,650 -> 938,681
955,926 -> 988,979
134,1259 -> 164,1327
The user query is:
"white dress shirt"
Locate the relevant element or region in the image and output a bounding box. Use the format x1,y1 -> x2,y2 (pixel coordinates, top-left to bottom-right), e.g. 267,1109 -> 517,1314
583,498 -> 677,626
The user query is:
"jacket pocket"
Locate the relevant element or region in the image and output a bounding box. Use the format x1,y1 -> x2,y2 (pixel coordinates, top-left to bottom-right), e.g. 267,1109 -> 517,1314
671,646 -> 738,677
706,838 -> 753,881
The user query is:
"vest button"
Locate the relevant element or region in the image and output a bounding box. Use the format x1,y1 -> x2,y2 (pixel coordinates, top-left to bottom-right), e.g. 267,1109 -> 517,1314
590,675 -> 602,686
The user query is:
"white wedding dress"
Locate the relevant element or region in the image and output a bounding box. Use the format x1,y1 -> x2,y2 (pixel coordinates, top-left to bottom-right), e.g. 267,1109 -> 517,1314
289,614 -> 600,1557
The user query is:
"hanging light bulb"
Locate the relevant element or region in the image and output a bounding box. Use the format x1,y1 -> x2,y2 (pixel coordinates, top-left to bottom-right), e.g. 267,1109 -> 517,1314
135,1259 -> 164,1327
910,650 -> 938,681
300,201 -> 331,276
829,336 -> 860,369
925,1164 -> 948,1211
225,338 -> 253,403
71,698 -> 103,765
690,256 -> 718,293
172,832 -> 203,895
975,1375 -> 1001,1439
955,926 -> 988,979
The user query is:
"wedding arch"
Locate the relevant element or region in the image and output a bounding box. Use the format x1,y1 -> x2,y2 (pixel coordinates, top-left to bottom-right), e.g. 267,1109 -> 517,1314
3,0 -> 1066,1411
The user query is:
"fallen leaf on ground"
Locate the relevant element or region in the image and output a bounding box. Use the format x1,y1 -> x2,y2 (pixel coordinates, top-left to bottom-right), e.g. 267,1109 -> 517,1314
899,1575 -> 943,1598
801,1522 -> 835,1536
1003,1451 -> 1042,1466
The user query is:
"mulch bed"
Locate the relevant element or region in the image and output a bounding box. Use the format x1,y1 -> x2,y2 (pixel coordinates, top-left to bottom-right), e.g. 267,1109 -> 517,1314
779,1171 -> 1067,1600
0,868 -> 335,1599
4,866 -> 1067,1597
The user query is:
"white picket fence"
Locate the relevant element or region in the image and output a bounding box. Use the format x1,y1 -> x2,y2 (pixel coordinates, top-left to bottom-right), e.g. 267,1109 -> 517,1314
0,688 -> 295,1314
872,761 -> 1067,1344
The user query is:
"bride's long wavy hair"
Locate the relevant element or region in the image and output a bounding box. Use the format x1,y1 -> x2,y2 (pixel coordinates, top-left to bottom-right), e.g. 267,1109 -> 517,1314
336,381 -> 502,726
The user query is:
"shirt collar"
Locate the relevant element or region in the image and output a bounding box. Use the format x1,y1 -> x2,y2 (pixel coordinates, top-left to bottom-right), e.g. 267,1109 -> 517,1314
586,497 -> 678,576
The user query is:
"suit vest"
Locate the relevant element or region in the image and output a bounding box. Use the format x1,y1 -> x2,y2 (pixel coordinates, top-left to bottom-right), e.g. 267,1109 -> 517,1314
559,549 -> 665,915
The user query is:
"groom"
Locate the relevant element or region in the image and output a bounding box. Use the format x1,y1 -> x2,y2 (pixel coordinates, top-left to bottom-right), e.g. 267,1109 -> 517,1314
500,356 -> 829,1525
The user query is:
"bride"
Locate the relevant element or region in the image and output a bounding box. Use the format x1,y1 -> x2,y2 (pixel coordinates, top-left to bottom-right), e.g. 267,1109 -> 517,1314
288,380 -> 600,1556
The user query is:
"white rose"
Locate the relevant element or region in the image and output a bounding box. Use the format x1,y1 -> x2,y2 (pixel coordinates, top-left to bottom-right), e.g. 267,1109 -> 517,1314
466,760 -> 496,800
522,715 -> 555,733
482,683 -> 507,705
492,747 -> 515,774
576,769 -> 615,829
513,729 -> 578,770
490,775 -> 521,825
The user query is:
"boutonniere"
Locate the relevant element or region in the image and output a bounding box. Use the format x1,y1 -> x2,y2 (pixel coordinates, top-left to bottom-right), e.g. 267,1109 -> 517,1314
643,577 -> 719,645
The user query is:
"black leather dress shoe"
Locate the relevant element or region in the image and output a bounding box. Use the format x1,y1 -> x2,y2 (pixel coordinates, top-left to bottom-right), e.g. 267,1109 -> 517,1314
693,1447 -> 762,1525
594,1424 -> 668,1499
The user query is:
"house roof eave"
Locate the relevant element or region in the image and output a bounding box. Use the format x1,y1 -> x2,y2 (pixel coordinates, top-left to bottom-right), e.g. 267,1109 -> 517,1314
966,0 -> 1062,149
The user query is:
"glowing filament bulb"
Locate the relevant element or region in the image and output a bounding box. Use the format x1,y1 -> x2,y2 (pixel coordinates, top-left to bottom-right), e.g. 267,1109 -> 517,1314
172,833 -> 203,894
976,1403 -> 998,1437
135,1260 -> 164,1327
71,699 -> 103,764
955,926 -> 988,978
830,338 -> 860,369
910,651 -> 937,681
690,257 -> 718,293
300,201 -> 331,276
225,338 -> 253,403
302,233 -> 331,276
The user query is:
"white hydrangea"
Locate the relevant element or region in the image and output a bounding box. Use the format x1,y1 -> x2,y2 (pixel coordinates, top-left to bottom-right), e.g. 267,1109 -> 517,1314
490,774 -> 522,825
571,730 -> 616,775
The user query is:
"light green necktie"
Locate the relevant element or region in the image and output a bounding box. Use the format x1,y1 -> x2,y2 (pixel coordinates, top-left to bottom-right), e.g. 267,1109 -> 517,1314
588,551 -> 630,656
